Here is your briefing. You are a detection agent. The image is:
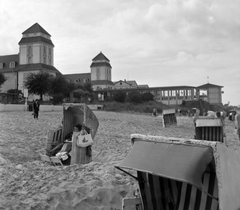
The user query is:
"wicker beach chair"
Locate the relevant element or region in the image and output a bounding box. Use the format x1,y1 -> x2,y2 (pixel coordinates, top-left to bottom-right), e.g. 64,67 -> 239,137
162,109 -> 177,128
195,118 -> 225,143
116,134 -> 240,210
43,103 -> 99,165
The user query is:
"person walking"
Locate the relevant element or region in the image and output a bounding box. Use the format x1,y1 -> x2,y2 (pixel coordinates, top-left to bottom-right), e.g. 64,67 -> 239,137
235,111 -> 240,140
33,99 -> 40,119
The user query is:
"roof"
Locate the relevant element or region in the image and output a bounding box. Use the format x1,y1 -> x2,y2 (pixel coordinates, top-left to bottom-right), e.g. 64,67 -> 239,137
91,80 -> 114,86
138,85 -> 149,88
92,52 -> 109,61
116,137 -> 213,189
197,83 -> 223,89
126,80 -> 138,86
63,73 -> 90,77
0,54 -> 19,73
90,62 -> 111,68
18,36 -> 54,46
114,80 -> 132,85
22,23 -> 51,36
17,63 -> 61,74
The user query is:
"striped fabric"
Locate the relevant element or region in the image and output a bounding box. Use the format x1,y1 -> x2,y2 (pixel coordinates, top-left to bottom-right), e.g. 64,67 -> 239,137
195,126 -> 223,142
45,128 -> 63,155
138,171 -> 218,210
51,128 -> 62,144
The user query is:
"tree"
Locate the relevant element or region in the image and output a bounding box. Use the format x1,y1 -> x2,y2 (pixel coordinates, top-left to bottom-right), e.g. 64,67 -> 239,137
127,91 -> 142,103
0,73 -> 6,87
24,71 -> 51,100
142,92 -> 154,102
113,91 -> 126,103
49,75 -> 69,95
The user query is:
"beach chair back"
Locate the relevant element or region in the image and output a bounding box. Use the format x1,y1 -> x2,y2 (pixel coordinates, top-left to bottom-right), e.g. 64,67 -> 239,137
195,118 -> 223,142
162,109 -> 177,127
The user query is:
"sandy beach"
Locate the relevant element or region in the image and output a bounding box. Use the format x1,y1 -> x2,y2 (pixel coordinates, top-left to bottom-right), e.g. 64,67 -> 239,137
0,110 -> 239,210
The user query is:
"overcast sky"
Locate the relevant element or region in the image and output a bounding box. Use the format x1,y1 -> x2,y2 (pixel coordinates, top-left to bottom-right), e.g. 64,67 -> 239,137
0,0 -> 239,105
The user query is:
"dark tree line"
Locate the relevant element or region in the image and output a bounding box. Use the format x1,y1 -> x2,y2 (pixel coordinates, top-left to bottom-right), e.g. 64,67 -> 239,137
24,71 -> 92,103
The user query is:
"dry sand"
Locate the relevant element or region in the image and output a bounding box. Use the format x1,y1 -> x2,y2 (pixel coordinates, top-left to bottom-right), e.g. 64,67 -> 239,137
0,110 -> 239,210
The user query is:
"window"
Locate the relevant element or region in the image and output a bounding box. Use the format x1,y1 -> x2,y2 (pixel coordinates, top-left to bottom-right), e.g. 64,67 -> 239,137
28,46 -> 32,55
172,90 -> 176,97
96,68 -> 100,80
43,57 -> 46,64
9,62 -> 15,68
49,58 -> 51,65
43,46 -> 46,54
0,63 -> 3,69
49,48 -> 51,56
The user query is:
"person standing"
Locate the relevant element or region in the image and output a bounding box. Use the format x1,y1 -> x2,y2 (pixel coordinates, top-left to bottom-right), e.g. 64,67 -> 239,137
235,111 -> 240,140
33,99 -> 40,119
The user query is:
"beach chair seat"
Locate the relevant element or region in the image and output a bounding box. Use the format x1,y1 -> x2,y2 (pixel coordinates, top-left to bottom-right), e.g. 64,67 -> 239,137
40,154 -> 52,164
50,156 -> 63,166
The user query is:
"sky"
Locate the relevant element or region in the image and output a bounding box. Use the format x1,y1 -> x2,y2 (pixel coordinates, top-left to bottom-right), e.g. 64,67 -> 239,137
0,0 -> 239,106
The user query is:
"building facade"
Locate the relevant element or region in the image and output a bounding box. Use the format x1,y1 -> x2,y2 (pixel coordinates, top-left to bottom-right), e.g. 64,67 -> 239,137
0,23 -> 60,100
0,23 -> 224,105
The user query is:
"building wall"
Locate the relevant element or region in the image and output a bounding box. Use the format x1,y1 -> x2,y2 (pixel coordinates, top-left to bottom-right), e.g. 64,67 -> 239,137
208,87 -> 221,104
114,81 -> 131,89
91,66 -> 111,81
19,46 -> 27,64
19,43 -> 53,65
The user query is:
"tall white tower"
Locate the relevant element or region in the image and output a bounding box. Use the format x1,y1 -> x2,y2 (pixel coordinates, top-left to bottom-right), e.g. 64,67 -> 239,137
90,52 -> 113,90
18,23 -> 54,66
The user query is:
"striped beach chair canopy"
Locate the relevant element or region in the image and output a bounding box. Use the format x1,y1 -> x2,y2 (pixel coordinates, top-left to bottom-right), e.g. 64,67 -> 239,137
115,134 -> 240,210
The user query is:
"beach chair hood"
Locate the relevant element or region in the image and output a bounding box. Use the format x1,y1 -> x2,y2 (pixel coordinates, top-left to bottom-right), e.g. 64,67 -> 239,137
62,103 -> 99,141
115,134 -> 240,210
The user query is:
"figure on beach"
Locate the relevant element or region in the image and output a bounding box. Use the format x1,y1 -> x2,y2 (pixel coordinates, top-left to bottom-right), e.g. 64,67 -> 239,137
54,124 -> 83,165
33,99 -> 40,119
152,108 -> 157,117
235,111 -> 240,140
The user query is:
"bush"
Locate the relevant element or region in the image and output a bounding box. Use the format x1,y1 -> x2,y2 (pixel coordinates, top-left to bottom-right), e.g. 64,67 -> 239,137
127,92 -> 142,103
102,101 -> 166,114
113,92 -> 126,103
142,92 -> 154,102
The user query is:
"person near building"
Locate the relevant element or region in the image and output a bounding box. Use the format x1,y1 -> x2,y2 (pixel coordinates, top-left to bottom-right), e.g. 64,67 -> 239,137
33,99 -> 40,119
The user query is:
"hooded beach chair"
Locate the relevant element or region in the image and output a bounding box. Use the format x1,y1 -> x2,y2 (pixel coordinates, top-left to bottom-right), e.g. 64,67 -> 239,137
162,109 -> 177,128
195,118 -> 224,143
44,103 -> 99,165
115,134 -> 240,210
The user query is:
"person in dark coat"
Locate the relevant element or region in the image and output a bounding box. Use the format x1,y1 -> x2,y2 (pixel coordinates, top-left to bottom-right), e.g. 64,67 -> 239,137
33,99 -> 40,119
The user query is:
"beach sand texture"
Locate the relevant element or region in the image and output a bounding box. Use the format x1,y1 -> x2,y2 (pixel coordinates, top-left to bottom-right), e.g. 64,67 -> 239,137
0,111 -> 239,209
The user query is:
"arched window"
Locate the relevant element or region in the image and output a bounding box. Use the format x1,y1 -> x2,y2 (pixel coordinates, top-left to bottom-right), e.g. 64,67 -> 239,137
9,62 -> 15,68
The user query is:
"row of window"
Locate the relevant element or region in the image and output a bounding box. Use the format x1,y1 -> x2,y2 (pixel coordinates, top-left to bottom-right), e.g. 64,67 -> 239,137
68,78 -> 90,83
0,62 -> 16,69
27,45 -> 52,56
